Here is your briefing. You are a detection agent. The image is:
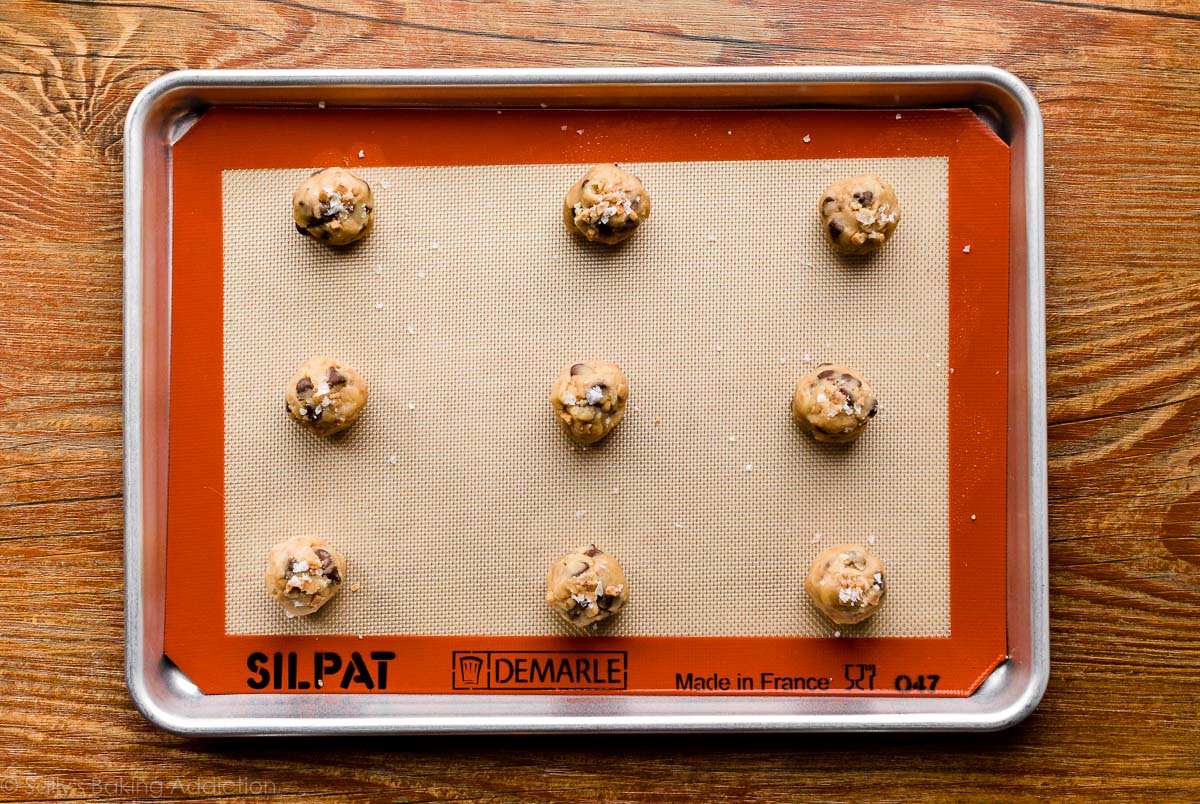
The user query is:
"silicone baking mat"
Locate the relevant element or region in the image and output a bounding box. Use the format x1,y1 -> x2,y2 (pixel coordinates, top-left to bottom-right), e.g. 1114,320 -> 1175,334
165,108 -> 1009,696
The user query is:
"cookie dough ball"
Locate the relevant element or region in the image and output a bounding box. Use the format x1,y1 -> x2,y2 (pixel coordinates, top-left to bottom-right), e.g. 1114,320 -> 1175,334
265,535 -> 347,617
791,363 -> 878,444
546,544 -> 629,628
285,356 -> 369,437
549,360 -> 630,444
819,174 -> 900,255
293,167 -> 374,246
805,544 -> 886,625
563,163 -> 650,244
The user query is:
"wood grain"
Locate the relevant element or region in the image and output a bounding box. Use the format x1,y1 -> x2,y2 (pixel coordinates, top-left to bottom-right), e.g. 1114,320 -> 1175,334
1,0 -> 1198,800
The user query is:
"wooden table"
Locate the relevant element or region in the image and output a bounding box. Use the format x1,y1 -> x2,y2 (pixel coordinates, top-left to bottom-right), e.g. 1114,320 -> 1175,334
2,1 -> 1197,799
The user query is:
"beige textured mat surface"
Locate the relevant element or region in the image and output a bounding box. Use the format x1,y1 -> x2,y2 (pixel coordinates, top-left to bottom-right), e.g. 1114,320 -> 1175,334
222,158 -> 949,637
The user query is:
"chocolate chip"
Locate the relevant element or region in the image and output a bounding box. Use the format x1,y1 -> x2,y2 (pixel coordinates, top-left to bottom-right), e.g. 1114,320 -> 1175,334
294,223 -> 309,235
327,366 -> 346,385
315,548 -> 333,568
305,406 -> 322,422
570,363 -> 586,375
310,168 -> 324,177
841,373 -> 855,381
363,205 -> 372,214
845,393 -> 856,406
828,220 -> 844,239
326,566 -> 341,585
296,377 -> 314,394
595,221 -> 613,236
584,545 -> 600,557
855,189 -> 874,205
818,369 -> 835,379
571,562 -> 590,577
597,594 -> 617,610
567,602 -> 583,620
822,196 -> 834,209
631,198 -> 640,210
868,403 -> 878,418
319,229 -> 331,240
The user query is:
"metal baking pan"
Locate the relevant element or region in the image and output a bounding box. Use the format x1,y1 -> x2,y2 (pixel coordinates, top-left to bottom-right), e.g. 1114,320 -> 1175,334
124,66 -> 1047,734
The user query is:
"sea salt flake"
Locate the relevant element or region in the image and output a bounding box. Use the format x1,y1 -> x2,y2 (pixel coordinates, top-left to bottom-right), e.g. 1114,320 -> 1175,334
387,455 -> 397,465
317,101 -> 326,109
406,403 -> 416,411
561,125 -> 568,131
417,270 -> 426,279
744,464 -> 753,472
895,113 -> 902,119
406,325 -> 416,335
575,510 -> 587,519
963,244 -> 972,253
834,630 -> 841,638
374,302 -> 383,310
576,129 -> 584,135
803,134 -> 811,143
373,266 -> 382,274
356,149 -> 365,159
585,385 -> 604,405
291,560 -> 309,573
430,242 -> 440,250
539,103 -> 548,108
562,393 -> 577,406
971,514 -> 977,521
868,535 -> 876,545
612,487 -> 620,495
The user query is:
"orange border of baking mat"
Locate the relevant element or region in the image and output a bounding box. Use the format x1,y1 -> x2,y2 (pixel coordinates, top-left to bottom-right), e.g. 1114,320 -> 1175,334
165,108 -> 1009,696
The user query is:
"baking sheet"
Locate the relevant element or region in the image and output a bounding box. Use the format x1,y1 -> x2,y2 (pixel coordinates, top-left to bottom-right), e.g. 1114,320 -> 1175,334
159,104 -> 1012,699
222,157 -> 950,639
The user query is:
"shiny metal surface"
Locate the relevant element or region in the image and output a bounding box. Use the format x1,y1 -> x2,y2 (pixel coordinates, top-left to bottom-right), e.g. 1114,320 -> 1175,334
124,66 -> 1046,734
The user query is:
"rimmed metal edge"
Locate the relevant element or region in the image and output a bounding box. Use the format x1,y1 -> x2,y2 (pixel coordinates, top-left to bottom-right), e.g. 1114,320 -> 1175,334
123,66 -> 1047,735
